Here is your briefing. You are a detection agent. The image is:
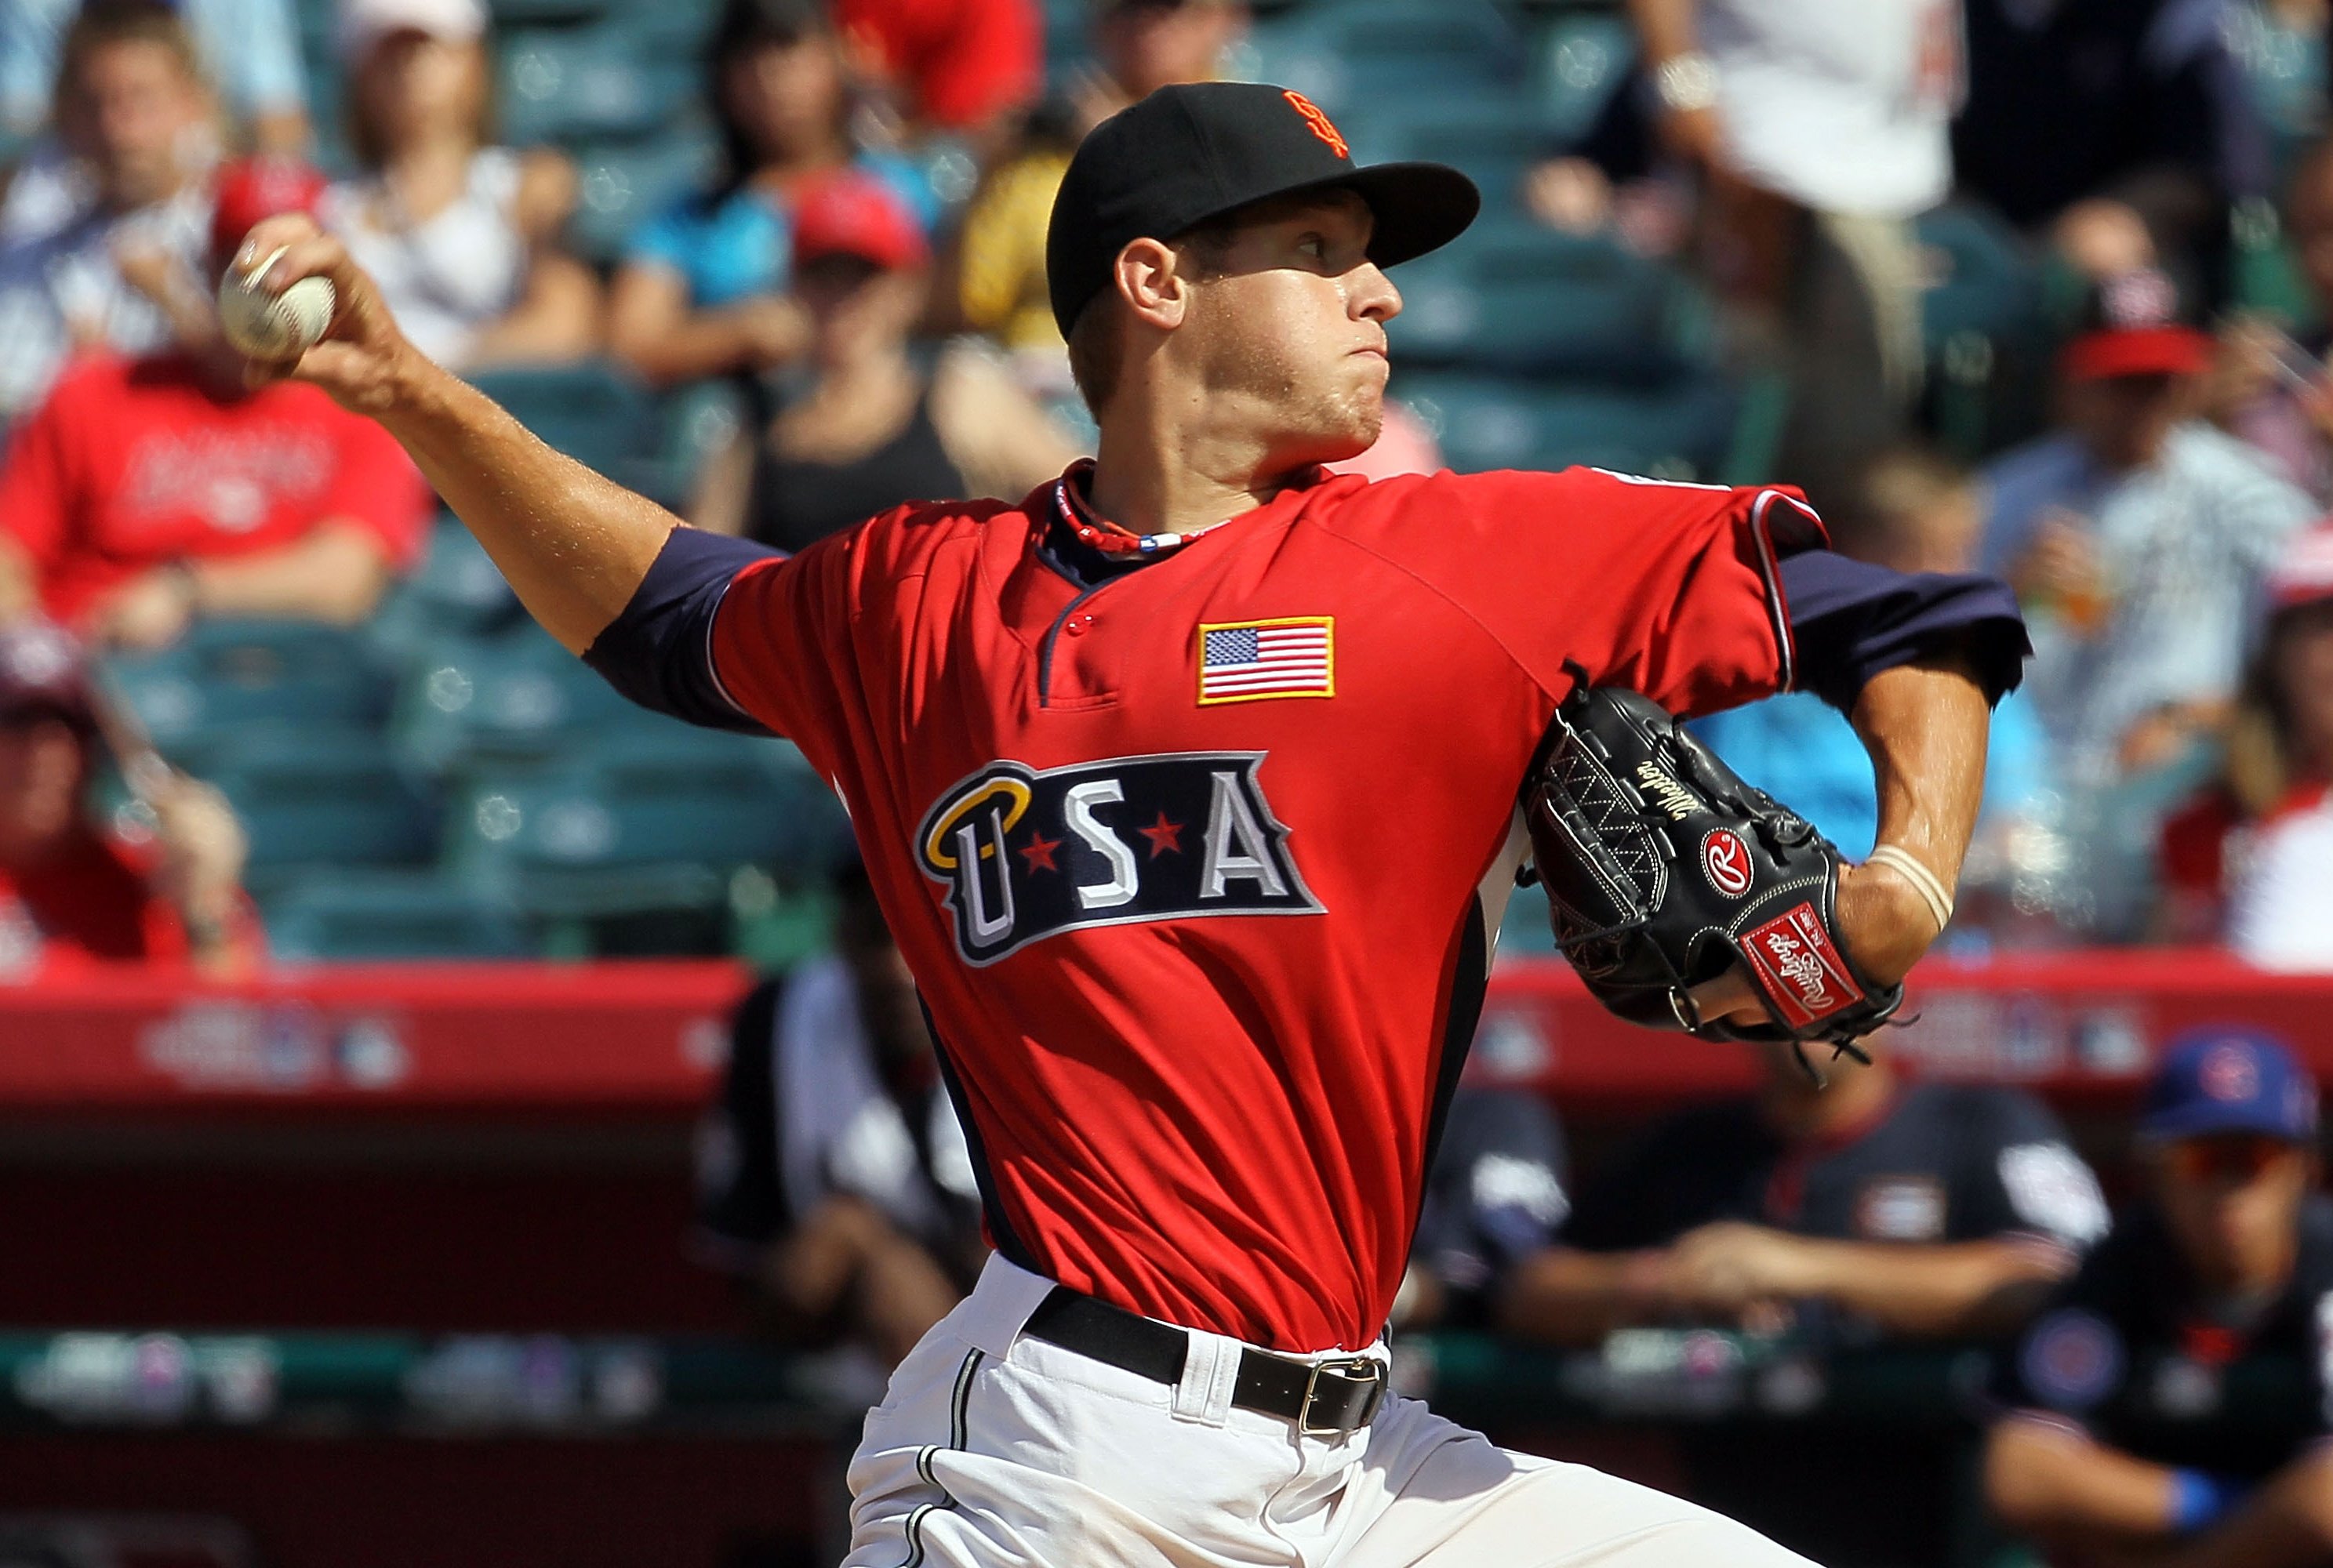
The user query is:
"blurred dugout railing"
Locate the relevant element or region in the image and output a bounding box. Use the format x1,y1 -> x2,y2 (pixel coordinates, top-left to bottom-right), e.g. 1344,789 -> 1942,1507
2,954 -> 2325,1566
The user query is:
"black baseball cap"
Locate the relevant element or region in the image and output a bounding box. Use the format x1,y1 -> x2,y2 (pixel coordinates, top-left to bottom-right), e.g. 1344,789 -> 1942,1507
1045,81 -> 1480,337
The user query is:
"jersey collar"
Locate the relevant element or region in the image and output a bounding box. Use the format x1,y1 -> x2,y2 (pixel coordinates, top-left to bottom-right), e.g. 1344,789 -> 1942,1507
1047,458 -> 1335,558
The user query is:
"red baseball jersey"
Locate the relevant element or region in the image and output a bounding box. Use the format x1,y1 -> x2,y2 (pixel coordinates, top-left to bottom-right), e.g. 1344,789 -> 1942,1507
0,353 -> 431,629
707,463 -> 1821,1351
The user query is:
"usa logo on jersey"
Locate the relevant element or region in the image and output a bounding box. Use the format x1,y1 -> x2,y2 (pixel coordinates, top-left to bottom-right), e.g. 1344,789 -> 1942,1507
915,752 -> 1323,964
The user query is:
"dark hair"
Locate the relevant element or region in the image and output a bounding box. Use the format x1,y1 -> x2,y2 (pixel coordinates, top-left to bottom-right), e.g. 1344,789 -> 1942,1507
56,0 -> 204,105
346,31 -> 495,172
705,0 -> 838,201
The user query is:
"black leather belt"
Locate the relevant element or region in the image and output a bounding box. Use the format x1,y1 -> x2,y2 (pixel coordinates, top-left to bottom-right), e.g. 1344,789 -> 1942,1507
1021,1287 -> 1386,1437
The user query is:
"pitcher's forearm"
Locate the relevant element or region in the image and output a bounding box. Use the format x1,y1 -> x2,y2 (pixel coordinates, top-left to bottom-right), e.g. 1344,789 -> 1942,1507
377,358 -> 677,654
1854,654 -> 1989,889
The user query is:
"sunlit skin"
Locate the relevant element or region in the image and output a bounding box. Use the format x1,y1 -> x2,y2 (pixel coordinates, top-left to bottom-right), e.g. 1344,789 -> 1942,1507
0,720 -> 91,869
2149,1134 -> 2313,1299
1085,190 -> 1397,533
53,37 -> 209,212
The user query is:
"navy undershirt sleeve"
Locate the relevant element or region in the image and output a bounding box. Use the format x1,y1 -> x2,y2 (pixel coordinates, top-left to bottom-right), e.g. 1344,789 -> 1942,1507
581,527 -> 783,734
1779,551 -> 2030,713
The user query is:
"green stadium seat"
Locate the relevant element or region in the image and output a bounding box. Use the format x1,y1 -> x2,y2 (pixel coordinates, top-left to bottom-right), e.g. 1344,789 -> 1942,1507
1352,100 -> 1551,216
203,730 -> 439,873
568,133 -> 720,263
1531,9 -> 1633,147
369,515 -> 525,662
496,27 -> 699,147
1914,203 -> 2045,353
262,869 -> 532,960
1395,368 -> 1738,480
488,0 -> 616,25
1495,881 -> 1560,956
102,620 -> 394,758
1241,0 -> 1522,118
445,743 -> 848,915
390,625 -> 675,771
463,360 -> 660,471
1391,230 -> 1704,381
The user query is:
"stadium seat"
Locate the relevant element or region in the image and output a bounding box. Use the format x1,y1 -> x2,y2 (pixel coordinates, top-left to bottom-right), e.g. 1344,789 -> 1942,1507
444,742 -> 848,916
1395,368 -> 1738,479
651,379 -> 753,505
202,730 -> 440,873
1350,100 -> 1553,216
567,132 -> 720,263
486,0 -> 616,25
1241,0 -> 1522,118
1391,230 -> 1704,381
463,360 -> 660,471
102,620 -> 395,757
1913,203 -> 2045,354
1531,8 -> 1634,147
261,869 -> 532,960
1495,882 -> 1561,957
496,26 -> 700,147
390,625 -> 676,771
369,514 -> 525,662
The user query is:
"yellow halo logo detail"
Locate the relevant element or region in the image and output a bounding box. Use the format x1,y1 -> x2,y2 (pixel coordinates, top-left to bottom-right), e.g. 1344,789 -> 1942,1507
921,776 -> 1033,871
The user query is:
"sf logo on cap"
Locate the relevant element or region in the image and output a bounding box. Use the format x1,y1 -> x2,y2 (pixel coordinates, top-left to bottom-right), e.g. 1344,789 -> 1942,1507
1284,90 -> 1348,158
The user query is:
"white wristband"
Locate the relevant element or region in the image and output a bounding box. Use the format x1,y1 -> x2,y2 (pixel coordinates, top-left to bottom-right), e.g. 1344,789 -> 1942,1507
1865,844 -> 1954,933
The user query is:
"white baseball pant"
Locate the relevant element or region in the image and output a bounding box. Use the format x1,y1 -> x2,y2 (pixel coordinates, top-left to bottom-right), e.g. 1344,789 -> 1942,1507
841,1254 -> 1822,1567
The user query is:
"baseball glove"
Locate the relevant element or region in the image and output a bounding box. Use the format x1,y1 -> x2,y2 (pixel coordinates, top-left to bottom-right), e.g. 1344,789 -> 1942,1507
1521,677 -> 1904,1076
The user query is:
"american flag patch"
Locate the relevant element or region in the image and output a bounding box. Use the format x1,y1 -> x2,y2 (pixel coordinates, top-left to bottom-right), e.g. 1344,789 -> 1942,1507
1196,617 -> 1335,704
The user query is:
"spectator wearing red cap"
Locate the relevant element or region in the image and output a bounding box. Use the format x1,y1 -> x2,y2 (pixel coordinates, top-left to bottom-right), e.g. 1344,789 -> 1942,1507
0,156 -> 432,650
2163,524 -> 2333,967
0,622 -> 256,975
318,0 -> 600,371
607,0 -> 936,389
1977,270 -> 2313,934
690,169 -> 1073,551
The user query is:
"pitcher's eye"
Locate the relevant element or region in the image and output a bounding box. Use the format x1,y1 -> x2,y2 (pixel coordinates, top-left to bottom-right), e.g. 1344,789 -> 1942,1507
1297,234 -> 1327,260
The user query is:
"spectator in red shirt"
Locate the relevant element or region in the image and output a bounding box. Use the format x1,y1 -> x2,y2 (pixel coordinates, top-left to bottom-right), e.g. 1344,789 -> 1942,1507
0,622 -> 255,977
834,0 -> 1040,148
0,155 -> 431,648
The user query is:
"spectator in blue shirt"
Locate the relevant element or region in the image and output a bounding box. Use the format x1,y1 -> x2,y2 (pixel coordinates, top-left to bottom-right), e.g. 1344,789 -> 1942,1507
606,0 -> 933,388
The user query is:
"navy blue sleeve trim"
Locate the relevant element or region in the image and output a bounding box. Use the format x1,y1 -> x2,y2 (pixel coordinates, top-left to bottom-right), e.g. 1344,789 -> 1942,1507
581,527 -> 783,734
1779,551 -> 2031,713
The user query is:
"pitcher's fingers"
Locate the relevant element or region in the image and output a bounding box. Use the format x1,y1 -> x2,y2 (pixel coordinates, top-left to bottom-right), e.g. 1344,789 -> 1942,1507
229,212 -> 325,278
1687,964 -> 1764,1027
254,232 -> 358,308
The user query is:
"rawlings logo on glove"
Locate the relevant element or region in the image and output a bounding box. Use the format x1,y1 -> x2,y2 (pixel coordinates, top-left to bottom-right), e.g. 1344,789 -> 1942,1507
1521,681 -> 1905,1073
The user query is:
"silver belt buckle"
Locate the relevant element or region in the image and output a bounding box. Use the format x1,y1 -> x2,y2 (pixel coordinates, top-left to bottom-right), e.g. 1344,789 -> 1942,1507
1299,1356 -> 1385,1437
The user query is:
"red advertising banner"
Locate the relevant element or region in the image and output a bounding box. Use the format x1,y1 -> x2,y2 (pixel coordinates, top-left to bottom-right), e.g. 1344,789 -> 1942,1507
0,953 -> 2322,1112
0,962 -> 746,1111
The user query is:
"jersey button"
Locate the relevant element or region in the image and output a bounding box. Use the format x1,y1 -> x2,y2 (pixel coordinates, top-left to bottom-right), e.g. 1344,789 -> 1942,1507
1066,616 -> 1094,637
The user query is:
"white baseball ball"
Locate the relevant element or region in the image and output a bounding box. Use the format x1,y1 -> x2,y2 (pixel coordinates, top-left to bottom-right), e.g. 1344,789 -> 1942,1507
216,245 -> 335,361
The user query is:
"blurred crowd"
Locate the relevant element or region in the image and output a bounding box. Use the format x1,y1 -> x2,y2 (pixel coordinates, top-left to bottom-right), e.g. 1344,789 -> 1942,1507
0,3 -> 2331,1563
0,0 -> 2328,972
